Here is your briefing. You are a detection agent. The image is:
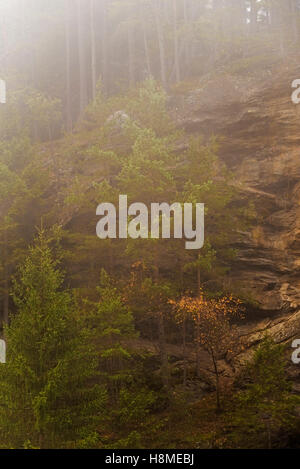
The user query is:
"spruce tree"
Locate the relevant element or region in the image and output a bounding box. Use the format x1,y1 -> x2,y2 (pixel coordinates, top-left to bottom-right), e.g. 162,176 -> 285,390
0,229 -> 106,449
232,337 -> 300,448
91,269 -> 137,396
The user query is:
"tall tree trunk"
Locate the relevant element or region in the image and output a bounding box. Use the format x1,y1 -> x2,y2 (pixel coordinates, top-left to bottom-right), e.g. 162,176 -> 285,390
20,0 -> 27,71
235,0 -> 246,29
158,310 -> 169,388
141,1 -> 152,78
195,313 -> 201,379
154,255 -> 169,389
154,0 -> 167,89
3,230 -> 9,325
196,258 -> 201,378
3,277 -> 9,325
289,0 -> 298,42
101,0 -> 108,94
183,0 -> 191,73
250,0 -> 258,33
173,0 -> 180,83
211,351 -> 221,412
25,0 -> 38,105
267,0 -> 275,26
211,0 -> 220,65
76,0 -> 88,118
90,0 -> 97,100
128,22 -> 135,87
270,1 -> 285,56
197,259 -> 201,296
65,0 -> 73,132
28,1 -> 38,141
182,318 -> 187,387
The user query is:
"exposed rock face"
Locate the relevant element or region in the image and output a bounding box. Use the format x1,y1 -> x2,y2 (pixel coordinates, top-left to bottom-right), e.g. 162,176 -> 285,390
133,309 -> 300,387
178,62 -> 300,316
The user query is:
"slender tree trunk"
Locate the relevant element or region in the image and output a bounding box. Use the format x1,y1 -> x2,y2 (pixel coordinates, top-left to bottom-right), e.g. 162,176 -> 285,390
273,2 -> 285,56
182,318 -> 187,387
3,231 -> 9,325
76,0 -> 88,118
20,0 -> 27,71
173,0 -> 180,84
183,0 -> 191,73
196,258 -> 202,378
90,0 -> 97,100
211,351 -> 221,412
288,0 -> 299,42
128,22 -> 135,87
0,3 -> 7,64
154,0 -> 167,89
141,2 -> 152,77
195,313 -> 201,379
158,310 -> 169,388
3,275 -> 9,325
267,0 -> 273,25
101,0 -> 108,94
210,0 -> 219,64
26,0 -> 38,138
197,259 -> 201,296
65,0 -> 73,132
154,255 -> 169,389
250,0 -> 257,33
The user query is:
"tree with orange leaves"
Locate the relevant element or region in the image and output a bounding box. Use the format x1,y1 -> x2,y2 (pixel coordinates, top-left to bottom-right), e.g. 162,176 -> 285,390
171,293 -> 244,411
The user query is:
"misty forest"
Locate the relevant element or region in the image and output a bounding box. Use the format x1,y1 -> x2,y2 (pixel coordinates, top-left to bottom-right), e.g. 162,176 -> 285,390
0,0 -> 299,449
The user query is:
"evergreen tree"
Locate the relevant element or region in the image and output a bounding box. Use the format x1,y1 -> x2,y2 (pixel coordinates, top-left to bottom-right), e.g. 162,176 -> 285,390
90,269 -> 137,397
0,229 -> 106,449
231,337 -> 300,448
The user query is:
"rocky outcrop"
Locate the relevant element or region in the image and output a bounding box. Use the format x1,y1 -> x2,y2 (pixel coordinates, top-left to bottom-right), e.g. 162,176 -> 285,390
132,308 -> 300,389
178,61 -> 300,316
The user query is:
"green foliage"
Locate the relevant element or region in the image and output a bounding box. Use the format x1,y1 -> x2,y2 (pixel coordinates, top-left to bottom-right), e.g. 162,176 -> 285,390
0,17 -> 294,447
230,337 -> 300,448
124,78 -> 174,136
87,270 -> 137,396
0,230 -> 106,449
0,88 -> 62,142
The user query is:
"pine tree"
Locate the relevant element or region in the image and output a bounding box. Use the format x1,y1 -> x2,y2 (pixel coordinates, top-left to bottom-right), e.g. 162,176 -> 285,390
232,337 -> 300,449
90,269 -> 137,398
0,229 -> 106,449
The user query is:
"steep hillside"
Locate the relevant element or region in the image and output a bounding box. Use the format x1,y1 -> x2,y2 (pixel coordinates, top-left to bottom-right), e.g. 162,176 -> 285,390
41,61 -> 300,396
177,60 -> 300,316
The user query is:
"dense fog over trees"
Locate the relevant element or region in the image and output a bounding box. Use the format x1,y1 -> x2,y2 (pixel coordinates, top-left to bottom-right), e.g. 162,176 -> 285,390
1,0 -> 300,127
0,0 -> 299,450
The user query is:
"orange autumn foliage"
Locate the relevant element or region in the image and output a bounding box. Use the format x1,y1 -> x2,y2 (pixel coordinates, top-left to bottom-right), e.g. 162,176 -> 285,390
170,293 -> 245,359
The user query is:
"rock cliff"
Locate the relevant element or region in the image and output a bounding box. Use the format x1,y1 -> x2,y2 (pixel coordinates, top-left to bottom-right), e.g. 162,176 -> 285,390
178,61 -> 300,318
